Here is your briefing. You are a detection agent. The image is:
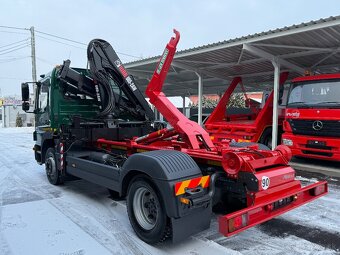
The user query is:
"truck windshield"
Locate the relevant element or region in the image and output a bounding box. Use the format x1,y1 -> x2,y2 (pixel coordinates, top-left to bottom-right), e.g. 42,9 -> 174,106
287,79 -> 340,108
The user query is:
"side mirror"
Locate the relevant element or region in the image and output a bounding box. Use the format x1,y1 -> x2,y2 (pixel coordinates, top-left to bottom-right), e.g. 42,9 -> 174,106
22,102 -> 30,112
21,83 -> 30,102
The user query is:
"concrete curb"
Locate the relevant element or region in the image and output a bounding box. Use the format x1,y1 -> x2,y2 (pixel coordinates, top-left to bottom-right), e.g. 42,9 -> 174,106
290,162 -> 340,178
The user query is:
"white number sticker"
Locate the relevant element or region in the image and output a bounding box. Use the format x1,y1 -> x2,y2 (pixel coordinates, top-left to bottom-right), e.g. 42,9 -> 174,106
261,176 -> 270,190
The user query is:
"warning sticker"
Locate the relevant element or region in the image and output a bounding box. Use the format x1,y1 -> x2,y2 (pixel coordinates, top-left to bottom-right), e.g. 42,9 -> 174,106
156,49 -> 169,74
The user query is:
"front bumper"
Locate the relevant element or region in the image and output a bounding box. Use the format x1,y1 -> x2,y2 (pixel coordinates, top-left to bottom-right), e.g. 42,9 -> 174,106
282,133 -> 340,161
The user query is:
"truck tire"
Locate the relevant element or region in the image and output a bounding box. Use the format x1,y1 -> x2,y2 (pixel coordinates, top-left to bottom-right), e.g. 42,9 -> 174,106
127,176 -> 171,244
259,128 -> 272,149
45,148 -> 64,185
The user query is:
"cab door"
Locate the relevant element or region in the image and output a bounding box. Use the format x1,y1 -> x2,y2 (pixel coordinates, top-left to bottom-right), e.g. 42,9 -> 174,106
35,78 -> 51,127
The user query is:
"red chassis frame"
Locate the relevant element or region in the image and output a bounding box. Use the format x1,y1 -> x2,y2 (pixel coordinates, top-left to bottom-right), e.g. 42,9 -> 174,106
97,30 -> 327,237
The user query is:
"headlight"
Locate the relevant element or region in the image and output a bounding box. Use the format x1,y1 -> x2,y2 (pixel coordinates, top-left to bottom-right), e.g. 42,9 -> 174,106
282,138 -> 293,146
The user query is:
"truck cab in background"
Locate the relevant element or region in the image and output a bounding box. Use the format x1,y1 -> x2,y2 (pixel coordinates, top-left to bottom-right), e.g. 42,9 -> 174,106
282,73 -> 340,161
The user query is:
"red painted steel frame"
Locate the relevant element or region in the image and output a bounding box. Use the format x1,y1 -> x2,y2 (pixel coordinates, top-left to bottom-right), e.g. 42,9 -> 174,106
98,137 -> 328,237
205,72 -> 289,144
205,77 -> 242,125
145,29 -> 215,150
219,181 -> 328,236
97,30 -> 328,238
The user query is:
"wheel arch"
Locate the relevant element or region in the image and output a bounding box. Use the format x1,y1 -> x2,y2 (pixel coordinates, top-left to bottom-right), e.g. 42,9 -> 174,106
121,170 -> 151,197
41,139 -> 55,163
120,150 -> 203,218
258,125 -> 284,148
258,126 -> 272,142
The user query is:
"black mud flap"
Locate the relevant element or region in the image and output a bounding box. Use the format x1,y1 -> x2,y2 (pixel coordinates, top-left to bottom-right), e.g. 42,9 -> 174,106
171,203 -> 212,243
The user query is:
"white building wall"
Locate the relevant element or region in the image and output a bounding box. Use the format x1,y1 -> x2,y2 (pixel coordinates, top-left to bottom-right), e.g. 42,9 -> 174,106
0,105 -> 34,128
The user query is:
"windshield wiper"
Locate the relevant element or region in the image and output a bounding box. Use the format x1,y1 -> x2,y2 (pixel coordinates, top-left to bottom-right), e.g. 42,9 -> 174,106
287,102 -> 311,108
314,101 -> 340,104
313,101 -> 340,108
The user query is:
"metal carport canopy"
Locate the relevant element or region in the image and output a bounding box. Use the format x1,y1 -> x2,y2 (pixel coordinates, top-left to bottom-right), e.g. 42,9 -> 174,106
125,15 -> 340,148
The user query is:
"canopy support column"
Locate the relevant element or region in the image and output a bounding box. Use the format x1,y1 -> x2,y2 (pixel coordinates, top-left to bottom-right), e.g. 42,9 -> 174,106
271,58 -> 280,150
195,72 -> 203,126
242,43 -> 303,150
182,96 -> 186,116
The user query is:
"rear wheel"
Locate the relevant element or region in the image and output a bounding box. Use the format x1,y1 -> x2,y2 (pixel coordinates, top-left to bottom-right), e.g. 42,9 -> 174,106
127,176 -> 171,243
45,147 -> 64,185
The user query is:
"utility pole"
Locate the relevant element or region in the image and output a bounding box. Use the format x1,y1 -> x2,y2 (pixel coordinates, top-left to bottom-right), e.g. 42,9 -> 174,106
30,26 -> 37,127
30,26 -> 37,88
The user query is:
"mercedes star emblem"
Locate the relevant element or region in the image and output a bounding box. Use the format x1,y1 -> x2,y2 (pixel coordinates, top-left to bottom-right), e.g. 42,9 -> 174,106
312,120 -> 323,131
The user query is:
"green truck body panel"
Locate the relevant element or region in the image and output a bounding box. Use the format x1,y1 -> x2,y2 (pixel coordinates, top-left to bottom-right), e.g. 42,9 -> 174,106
36,67 -> 100,129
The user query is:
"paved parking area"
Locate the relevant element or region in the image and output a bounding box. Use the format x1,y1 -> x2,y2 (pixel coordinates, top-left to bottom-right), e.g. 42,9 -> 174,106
291,157 -> 340,178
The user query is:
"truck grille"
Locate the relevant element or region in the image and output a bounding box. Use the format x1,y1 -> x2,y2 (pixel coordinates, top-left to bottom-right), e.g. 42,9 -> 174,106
288,119 -> 340,137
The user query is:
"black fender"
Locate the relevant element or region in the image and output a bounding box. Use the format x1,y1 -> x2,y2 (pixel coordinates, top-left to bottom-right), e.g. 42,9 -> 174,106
120,150 -> 212,242
120,150 -> 202,218
259,126 -> 284,148
35,128 -> 55,163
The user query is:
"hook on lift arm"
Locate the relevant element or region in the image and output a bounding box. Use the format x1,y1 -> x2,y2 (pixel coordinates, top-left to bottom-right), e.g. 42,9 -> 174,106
145,29 -> 215,150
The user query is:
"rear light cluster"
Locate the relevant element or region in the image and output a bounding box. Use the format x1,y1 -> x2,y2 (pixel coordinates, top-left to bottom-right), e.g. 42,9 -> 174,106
228,213 -> 249,233
179,197 -> 191,205
310,184 -> 327,196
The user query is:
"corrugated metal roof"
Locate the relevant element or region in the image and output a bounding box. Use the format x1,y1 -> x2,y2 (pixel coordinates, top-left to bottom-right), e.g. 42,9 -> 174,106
125,16 -> 340,97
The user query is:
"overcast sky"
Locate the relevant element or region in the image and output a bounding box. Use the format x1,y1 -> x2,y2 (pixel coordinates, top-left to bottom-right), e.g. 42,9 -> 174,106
0,0 -> 339,96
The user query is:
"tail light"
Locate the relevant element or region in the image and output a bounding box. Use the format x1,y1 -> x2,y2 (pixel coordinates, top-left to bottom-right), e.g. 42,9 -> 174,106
228,213 -> 249,233
310,184 -> 327,196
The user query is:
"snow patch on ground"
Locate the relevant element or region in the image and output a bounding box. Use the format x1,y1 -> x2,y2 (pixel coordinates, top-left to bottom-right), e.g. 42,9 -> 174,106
295,175 -> 318,183
2,200 -> 113,255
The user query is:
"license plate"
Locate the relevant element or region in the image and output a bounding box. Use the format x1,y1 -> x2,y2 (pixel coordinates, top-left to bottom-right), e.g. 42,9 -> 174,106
307,140 -> 326,146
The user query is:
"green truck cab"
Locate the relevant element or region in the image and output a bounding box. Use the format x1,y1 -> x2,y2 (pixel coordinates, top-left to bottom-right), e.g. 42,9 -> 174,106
22,67 -> 100,164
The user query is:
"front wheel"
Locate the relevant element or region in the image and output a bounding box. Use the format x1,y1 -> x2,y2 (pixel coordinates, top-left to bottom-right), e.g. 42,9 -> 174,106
45,147 -> 64,185
260,128 -> 273,149
126,176 -> 171,243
